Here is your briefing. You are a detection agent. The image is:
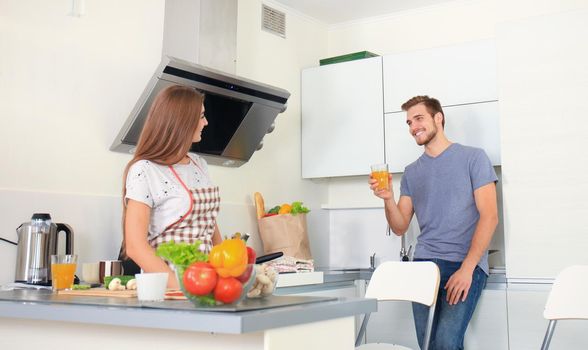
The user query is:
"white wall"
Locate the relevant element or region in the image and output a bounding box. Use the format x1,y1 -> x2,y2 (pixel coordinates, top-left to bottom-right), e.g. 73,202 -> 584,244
0,0 -> 331,285
0,0 -> 164,195
0,0 -> 165,284
229,0 -> 330,264
327,0 -> 588,57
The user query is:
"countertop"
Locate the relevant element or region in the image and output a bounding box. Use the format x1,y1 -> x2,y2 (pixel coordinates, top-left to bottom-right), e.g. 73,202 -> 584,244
0,267 -> 505,335
317,267 -> 507,285
0,289 -> 376,334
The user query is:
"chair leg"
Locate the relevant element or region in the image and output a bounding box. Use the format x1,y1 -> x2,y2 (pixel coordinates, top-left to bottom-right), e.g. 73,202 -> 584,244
540,320 -> 557,350
422,304 -> 436,350
355,313 -> 371,347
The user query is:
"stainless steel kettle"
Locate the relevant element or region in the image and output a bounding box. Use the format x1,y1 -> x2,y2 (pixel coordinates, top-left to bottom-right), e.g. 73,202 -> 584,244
14,213 -> 74,285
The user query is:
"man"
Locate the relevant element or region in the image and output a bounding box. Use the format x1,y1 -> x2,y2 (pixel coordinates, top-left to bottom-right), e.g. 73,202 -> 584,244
369,96 -> 498,350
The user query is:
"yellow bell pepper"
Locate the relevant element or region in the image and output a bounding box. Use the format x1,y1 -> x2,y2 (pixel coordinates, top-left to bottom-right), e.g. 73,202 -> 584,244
209,238 -> 248,278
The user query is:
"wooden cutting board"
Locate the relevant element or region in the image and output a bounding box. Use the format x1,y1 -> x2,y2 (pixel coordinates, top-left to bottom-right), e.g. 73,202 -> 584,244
58,288 -> 188,300
58,288 -> 137,298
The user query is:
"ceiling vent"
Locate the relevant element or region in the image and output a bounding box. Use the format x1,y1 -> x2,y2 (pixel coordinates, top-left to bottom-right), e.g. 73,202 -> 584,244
261,4 -> 286,38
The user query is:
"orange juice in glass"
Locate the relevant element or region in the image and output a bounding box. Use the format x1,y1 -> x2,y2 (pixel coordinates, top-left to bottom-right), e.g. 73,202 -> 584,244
51,254 -> 78,291
371,163 -> 390,191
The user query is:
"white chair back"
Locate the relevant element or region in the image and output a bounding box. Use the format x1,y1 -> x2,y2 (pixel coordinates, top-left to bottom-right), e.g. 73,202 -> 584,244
540,265 -> 588,350
356,261 -> 440,350
366,261 -> 440,306
544,265 -> 588,320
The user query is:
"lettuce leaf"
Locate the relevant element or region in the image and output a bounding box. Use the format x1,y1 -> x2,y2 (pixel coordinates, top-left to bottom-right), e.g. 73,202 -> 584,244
156,241 -> 208,267
290,201 -> 310,215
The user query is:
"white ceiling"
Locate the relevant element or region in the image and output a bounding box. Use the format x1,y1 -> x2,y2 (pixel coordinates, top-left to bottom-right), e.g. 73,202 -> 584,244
271,0 -> 456,25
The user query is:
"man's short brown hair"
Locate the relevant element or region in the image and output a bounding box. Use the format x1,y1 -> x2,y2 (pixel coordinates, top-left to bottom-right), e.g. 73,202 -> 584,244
401,95 -> 445,128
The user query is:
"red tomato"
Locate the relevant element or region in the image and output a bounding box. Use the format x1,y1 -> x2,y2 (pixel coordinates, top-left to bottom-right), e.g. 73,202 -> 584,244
183,262 -> 218,296
214,277 -> 243,304
246,246 -> 257,264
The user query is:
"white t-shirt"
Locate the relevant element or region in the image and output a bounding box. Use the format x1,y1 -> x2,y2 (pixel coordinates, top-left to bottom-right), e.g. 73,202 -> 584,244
125,153 -> 214,241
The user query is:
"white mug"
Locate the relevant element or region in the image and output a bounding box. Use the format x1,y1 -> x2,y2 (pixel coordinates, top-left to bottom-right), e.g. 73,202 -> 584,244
135,272 -> 168,301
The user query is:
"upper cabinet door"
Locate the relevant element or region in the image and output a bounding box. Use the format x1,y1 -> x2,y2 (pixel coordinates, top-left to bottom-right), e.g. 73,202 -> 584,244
443,102 -> 501,165
301,57 -> 384,178
383,40 -> 498,113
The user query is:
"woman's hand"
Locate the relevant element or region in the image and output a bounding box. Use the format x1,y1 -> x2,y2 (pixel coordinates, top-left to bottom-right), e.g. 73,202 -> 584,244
125,199 -> 178,288
369,173 -> 393,200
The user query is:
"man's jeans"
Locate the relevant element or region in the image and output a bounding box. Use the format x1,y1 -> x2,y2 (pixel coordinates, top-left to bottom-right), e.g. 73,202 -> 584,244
412,258 -> 487,350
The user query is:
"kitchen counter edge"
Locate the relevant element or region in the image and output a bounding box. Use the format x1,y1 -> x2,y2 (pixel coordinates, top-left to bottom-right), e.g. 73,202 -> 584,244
0,290 -> 375,335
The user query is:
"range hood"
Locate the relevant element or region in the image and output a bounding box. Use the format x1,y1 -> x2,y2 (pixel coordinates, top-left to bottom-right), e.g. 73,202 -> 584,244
110,56 -> 290,167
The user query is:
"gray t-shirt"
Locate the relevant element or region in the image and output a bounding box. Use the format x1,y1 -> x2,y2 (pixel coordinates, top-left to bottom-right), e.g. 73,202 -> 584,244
400,143 -> 497,274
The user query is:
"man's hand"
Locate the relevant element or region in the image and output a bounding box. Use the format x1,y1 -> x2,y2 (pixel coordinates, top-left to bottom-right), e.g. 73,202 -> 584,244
444,267 -> 473,305
369,173 -> 393,200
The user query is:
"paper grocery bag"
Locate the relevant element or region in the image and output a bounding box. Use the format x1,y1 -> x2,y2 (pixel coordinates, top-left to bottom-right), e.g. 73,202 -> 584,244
258,213 -> 312,260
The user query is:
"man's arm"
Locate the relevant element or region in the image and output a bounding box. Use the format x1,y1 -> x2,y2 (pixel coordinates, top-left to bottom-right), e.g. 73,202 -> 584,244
384,196 -> 414,236
369,174 -> 414,235
445,182 -> 498,305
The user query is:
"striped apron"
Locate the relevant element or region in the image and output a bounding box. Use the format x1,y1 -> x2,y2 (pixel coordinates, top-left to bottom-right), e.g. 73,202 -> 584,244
148,158 -> 220,253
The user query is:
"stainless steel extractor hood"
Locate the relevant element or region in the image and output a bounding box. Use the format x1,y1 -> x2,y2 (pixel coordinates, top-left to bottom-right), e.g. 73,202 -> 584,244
110,56 -> 290,167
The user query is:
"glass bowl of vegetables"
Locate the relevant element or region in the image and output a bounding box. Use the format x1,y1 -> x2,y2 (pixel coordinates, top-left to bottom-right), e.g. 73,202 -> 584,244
157,239 -> 257,306
175,262 -> 256,306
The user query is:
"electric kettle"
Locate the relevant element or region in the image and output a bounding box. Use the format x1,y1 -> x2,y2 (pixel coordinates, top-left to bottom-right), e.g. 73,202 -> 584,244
14,213 -> 74,285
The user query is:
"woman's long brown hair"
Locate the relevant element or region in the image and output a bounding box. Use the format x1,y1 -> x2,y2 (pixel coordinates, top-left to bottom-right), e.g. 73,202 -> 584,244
120,85 -> 205,257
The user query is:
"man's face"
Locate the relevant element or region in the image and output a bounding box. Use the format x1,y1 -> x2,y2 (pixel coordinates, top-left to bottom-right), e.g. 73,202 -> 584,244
406,103 -> 440,146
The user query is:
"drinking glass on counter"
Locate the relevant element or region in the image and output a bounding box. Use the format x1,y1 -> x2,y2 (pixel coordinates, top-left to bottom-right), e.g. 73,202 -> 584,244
371,163 -> 390,191
82,262 -> 100,284
50,254 -> 78,291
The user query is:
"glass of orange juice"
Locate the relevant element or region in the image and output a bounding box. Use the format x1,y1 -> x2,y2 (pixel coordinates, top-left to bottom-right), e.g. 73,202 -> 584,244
51,254 -> 78,291
371,163 -> 390,191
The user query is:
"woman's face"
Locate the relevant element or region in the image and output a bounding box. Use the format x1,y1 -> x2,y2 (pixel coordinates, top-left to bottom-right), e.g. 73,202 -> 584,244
192,103 -> 207,142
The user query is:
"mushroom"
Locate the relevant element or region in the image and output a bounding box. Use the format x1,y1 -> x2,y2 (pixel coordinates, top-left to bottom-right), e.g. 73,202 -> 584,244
126,279 -> 137,290
247,288 -> 261,298
107,277 -> 125,291
257,274 -> 271,285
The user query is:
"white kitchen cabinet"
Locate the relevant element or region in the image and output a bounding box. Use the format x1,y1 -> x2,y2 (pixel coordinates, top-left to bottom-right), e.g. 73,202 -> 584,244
464,287 -> 508,350
497,8 -> 588,280
507,284 -> 588,350
301,57 -> 384,178
277,280 -> 365,338
384,101 -> 501,173
383,39 -> 497,113
443,102 -> 501,165
365,298 -> 419,348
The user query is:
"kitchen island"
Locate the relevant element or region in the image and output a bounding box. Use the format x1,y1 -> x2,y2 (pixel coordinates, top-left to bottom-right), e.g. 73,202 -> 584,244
0,289 -> 375,350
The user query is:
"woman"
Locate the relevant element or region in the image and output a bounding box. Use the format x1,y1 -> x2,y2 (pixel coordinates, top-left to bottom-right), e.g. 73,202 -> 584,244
119,85 -> 222,289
